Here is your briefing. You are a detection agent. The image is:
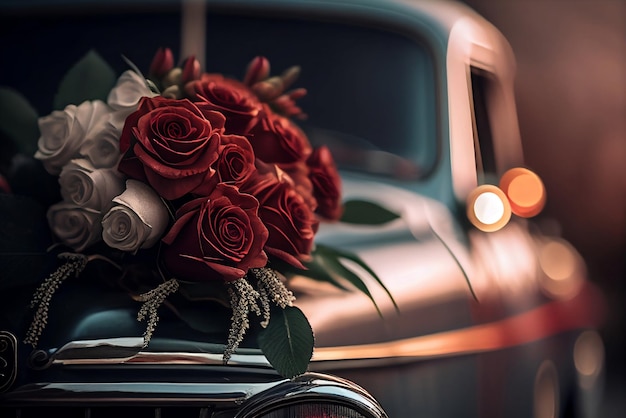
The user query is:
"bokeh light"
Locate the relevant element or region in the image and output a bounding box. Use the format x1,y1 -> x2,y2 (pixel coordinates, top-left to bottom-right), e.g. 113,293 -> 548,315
499,167 -> 546,217
574,331 -> 604,390
466,185 -> 512,232
537,239 -> 584,299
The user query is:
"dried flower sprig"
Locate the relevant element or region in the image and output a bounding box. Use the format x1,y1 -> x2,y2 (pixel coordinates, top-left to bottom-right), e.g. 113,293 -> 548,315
136,278 -> 180,347
251,267 -> 295,310
24,252 -> 88,347
224,278 -> 262,363
222,268 -> 296,363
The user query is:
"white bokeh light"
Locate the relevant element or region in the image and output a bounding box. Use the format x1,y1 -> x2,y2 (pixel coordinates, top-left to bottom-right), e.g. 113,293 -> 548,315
473,192 -> 505,225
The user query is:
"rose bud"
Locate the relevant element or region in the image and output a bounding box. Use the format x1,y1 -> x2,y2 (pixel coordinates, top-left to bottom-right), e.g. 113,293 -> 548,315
181,55 -> 201,84
102,179 -> 170,252
271,91 -> 307,119
251,76 -> 284,102
59,159 -> 125,212
47,202 -> 103,252
279,65 -> 301,91
243,56 -> 270,86
251,65 -> 301,102
149,47 -> 174,79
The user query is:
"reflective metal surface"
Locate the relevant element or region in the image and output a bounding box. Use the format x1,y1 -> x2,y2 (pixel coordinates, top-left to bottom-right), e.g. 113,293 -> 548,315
234,373 -> 388,418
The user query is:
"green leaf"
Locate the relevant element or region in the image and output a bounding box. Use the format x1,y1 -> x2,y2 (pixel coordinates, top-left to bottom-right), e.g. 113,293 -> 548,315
53,50 -> 117,110
315,244 -> 398,315
0,87 -> 40,154
277,255 -> 351,292
258,306 -> 314,379
280,243 -> 398,317
340,199 -> 400,225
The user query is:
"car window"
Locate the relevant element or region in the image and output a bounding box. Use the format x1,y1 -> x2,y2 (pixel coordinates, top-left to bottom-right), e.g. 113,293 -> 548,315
203,13 -> 439,180
0,8 -> 438,180
470,67 -> 498,180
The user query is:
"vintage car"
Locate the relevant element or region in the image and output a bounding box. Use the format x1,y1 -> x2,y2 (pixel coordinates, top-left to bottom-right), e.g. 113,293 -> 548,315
0,0 -> 607,417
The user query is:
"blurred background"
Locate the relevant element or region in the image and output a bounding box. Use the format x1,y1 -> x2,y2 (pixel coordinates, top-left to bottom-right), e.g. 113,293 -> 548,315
462,0 -> 625,415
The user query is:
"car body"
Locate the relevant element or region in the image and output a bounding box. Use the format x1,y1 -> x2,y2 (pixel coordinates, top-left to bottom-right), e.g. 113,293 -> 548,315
0,0 -> 607,417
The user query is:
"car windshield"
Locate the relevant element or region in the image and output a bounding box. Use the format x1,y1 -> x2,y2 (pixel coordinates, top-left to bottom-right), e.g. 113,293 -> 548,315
1,7 -> 438,180
203,13 -> 438,180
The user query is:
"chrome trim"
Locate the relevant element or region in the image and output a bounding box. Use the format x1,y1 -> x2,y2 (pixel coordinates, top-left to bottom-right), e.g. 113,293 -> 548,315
2,380 -> 287,406
1,372 -> 387,418
49,337 -> 272,367
234,372 -> 388,418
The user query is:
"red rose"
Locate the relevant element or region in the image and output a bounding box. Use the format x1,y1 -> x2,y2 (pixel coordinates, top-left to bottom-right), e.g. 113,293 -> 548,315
185,74 -> 263,135
213,134 -> 257,188
242,171 -> 318,269
118,96 -> 225,200
161,184 -> 269,282
307,146 -> 343,220
278,161 -> 317,212
252,160 -> 315,211
249,106 -> 312,165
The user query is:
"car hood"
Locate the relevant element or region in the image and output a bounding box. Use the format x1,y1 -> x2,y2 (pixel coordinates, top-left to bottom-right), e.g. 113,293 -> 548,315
294,176 -> 477,348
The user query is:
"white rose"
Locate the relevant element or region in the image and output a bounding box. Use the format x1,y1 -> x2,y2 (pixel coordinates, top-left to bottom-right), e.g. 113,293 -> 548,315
47,202 -> 102,252
79,110 -> 124,169
107,70 -> 157,113
35,100 -> 111,175
102,179 -> 170,252
59,159 -> 126,211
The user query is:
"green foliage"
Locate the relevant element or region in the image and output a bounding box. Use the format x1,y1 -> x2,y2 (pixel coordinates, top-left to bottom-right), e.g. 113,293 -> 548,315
53,50 -> 116,110
0,87 -> 39,154
340,199 -> 401,225
279,242 -> 398,317
313,244 -> 398,315
258,306 -> 314,379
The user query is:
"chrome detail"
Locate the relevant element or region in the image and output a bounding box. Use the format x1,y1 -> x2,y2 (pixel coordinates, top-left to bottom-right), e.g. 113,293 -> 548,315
47,337 -> 272,367
0,331 -> 17,393
123,351 -> 271,367
3,380 -> 287,406
234,372 -> 388,418
50,337 -> 144,364
27,349 -> 53,370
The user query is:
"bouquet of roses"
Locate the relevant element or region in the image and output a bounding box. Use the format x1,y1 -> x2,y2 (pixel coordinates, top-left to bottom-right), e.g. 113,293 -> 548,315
8,47 -> 349,376
0,46 -> 397,378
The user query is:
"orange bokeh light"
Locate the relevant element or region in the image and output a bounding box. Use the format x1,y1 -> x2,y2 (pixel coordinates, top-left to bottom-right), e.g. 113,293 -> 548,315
499,167 -> 546,217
